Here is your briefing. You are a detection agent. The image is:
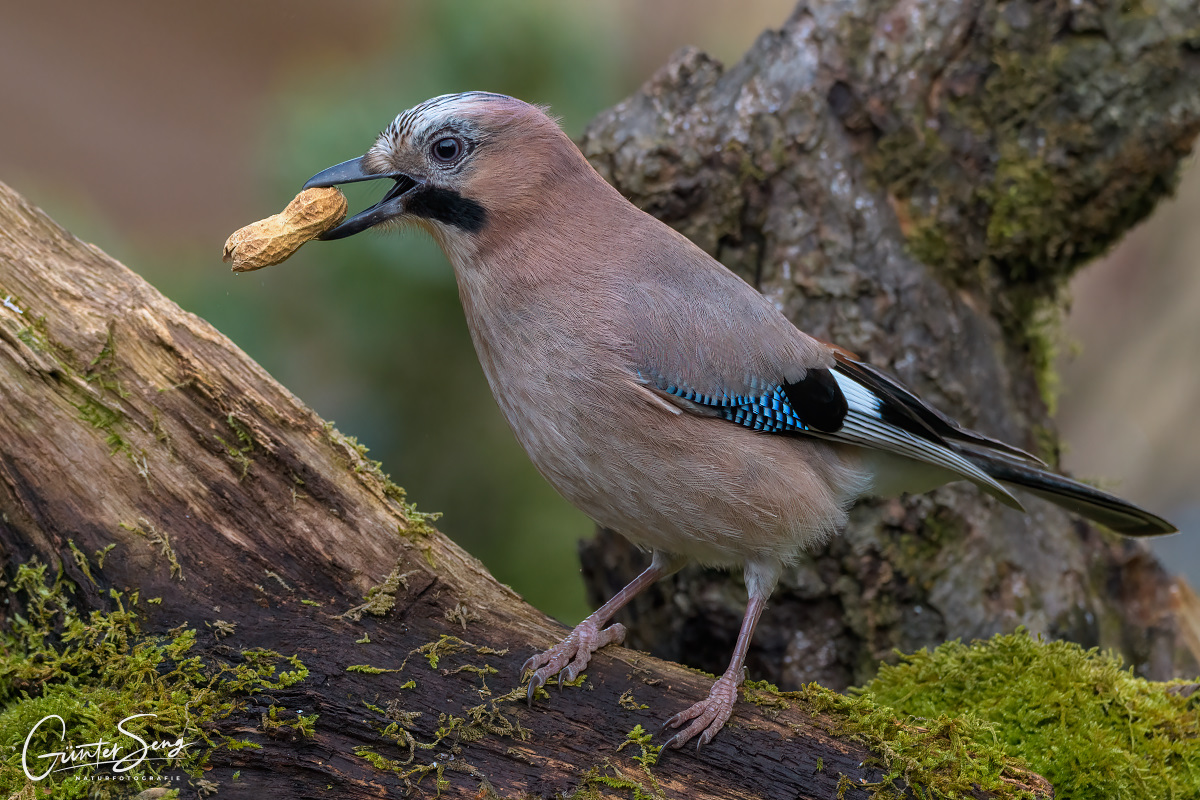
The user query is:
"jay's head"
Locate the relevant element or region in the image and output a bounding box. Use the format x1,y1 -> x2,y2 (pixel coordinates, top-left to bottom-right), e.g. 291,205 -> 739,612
305,92 -> 587,250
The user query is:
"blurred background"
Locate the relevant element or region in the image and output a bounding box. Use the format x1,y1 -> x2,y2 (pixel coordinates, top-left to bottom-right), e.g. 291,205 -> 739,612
0,0 -> 1195,624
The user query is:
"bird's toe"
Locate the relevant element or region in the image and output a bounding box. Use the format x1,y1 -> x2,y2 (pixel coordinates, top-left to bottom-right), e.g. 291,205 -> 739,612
521,652 -> 547,677
523,618 -> 629,703
662,673 -> 739,749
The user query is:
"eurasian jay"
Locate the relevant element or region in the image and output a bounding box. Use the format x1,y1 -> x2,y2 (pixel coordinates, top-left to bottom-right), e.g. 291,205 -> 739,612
302,92 -> 1177,749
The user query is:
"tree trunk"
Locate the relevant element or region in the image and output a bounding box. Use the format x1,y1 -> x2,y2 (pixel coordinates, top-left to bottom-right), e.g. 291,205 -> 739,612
579,0 -> 1200,691
0,182 -> 1052,796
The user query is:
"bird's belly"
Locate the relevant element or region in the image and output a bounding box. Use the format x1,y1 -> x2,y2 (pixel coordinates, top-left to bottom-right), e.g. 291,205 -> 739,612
487,366 -> 868,567
459,286 -> 868,567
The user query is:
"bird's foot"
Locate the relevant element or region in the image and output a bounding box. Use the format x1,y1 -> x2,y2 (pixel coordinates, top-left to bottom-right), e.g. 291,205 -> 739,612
523,617 -> 626,702
663,671 -> 742,749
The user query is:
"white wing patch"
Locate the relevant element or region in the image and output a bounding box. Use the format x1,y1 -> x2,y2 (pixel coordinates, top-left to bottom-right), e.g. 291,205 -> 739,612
832,370 -> 882,418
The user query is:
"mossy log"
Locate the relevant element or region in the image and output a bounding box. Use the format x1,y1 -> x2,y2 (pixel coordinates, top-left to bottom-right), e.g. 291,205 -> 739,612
0,183 -> 1055,796
580,0 -> 1200,691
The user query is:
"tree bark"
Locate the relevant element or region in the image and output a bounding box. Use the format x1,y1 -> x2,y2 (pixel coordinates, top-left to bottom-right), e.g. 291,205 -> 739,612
0,183 -> 1053,796
579,0 -> 1200,691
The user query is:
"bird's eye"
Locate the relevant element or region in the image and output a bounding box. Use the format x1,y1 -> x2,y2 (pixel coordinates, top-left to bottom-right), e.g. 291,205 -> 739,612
431,137 -> 463,163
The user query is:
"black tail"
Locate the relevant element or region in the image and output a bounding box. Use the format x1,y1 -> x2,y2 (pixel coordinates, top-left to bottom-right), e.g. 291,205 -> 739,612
961,448 -> 1177,537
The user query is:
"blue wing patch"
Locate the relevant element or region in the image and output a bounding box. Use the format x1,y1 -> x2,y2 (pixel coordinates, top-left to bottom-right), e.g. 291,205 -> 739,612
656,382 -> 819,433
643,367 -> 852,434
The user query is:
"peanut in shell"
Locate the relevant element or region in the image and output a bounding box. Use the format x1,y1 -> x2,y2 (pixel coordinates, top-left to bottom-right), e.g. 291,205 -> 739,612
223,187 -> 348,272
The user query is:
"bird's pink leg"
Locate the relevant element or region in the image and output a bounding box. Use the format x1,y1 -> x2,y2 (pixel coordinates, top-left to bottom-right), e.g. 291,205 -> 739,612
523,555 -> 676,701
663,590 -> 768,749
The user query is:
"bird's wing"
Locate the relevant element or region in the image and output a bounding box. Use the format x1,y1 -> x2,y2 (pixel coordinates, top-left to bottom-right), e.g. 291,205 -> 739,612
830,353 -> 1046,467
643,358 -> 1023,510
621,232 -> 1175,532
623,251 -> 839,416
624,257 -> 1022,507
820,353 -> 1025,508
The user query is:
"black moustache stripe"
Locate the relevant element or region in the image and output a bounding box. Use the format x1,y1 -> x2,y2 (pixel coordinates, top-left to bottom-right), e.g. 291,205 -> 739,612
406,187 -> 488,234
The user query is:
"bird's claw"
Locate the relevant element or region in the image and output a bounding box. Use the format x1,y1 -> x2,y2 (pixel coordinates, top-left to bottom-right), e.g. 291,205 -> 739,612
522,619 -> 626,704
662,672 -> 741,749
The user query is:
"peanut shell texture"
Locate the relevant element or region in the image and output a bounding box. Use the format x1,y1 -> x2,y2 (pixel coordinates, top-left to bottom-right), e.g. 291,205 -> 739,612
222,187 -> 347,272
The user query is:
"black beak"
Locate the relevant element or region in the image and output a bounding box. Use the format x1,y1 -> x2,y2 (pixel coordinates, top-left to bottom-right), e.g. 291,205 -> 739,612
303,157 -> 423,240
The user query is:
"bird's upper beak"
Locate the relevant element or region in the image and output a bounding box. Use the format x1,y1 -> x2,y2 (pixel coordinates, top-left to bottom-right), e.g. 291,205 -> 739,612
303,157 -> 423,240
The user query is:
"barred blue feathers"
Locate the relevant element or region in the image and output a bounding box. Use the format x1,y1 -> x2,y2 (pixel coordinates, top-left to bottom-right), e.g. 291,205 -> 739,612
662,383 -> 813,434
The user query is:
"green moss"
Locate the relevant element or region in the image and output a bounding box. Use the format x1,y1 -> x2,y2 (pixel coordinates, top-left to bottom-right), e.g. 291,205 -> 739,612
795,682 -> 1026,798
864,4 -> 1192,381
617,690 -> 647,711
6,305 -> 144,470
15,327 -> 43,353
892,506 -> 967,574
263,570 -> 292,592
225,414 -> 254,451
858,630 -> 1200,799
0,558 -> 313,799
983,145 -> 1063,283
905,217 -> 958,276
413,635 -> 466,671
324,422 -> 443,567
215,414 -> 255,480
85,326 -> 127,398
445,602 -> 478,631
574,726 -> 665,800
1013,296 -> 1065,415
617,725 -> 660,769
404,524 -> 438,569
340,564 -> 414,621
62,326 -> 156,478
350,638 -> 525,795
323,423 -> 442,534
74,329 -> 147,471
701,670 -> 1027,797
260,705 -> 317,739
76,396 -> 129,456
324,424 -> 405,503
355,698 -> 510,791
207,620 -> 237,639
65,541 -> 96,587
93,543 -> 117,570
346,665 -> 401,675
21,313 -> 56,352
119,519 -> 184,581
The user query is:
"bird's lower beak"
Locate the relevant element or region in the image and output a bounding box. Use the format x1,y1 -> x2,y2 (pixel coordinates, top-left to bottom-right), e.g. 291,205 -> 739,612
303,157 -> 423,240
